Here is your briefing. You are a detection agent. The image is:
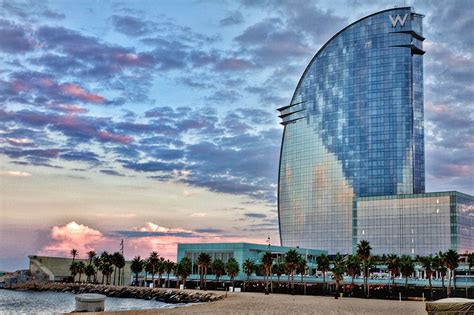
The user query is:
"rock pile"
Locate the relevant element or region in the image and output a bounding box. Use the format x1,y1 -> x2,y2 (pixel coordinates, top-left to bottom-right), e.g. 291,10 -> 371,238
7,282 -> 224,304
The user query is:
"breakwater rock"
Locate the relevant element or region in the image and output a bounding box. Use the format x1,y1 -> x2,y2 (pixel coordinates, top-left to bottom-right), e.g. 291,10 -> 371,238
7,282 -> 224,304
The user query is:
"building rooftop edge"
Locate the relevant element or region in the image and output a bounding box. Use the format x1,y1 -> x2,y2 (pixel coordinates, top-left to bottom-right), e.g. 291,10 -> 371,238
177,242 -> 327,251
278,6 -> 416,111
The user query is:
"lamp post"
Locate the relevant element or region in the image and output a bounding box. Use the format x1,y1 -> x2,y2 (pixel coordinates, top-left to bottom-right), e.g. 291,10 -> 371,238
267,235 -> 273,293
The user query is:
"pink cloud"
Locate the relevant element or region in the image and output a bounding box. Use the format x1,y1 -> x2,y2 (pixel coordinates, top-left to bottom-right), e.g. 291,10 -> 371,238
48,103 -> 88,114
38,78 -> 55,87
0,171 -> 32,177
39,222 -> 107,258
2,137 -> 35,147
9,80 -> 30,92
97,130 -> 133,144
114,53 -> 153,66
132,222 -> 193,234
216,58 -> 255,71
60,83 -> 106,104
39,221 -> 265,261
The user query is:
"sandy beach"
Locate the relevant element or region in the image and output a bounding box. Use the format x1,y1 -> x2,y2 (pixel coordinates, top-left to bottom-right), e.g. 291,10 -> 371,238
75,290 -> 427,315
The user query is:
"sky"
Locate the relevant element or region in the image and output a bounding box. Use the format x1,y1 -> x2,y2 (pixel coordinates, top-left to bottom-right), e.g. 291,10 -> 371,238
0,0 -> 472,271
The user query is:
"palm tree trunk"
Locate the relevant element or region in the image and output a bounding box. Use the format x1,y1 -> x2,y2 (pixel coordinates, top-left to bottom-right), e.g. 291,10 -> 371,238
448,270 -> 452,297
323,272 -> 326,294
167,273 -> 170,288
453,269 -> 456,290
151,271 -> 155,288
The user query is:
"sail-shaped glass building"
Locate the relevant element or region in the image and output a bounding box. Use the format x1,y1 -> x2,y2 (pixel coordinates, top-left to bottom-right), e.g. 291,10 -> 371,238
278,7 -> 473,256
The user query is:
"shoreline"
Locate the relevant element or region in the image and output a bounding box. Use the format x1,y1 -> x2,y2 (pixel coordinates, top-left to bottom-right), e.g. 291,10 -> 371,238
4,282 -> 224,304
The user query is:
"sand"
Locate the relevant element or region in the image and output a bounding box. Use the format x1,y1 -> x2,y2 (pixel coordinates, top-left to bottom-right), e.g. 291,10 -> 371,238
77,290 -> 427,315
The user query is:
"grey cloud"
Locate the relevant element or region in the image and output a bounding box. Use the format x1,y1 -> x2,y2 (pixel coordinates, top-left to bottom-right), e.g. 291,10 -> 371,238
244,213 -> 267,218
220,11 -> 244,26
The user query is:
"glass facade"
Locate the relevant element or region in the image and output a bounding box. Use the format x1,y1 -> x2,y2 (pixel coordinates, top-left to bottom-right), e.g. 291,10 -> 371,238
177,243 -> 326,281
278,7 -> 474,255
355,192 -> 474,256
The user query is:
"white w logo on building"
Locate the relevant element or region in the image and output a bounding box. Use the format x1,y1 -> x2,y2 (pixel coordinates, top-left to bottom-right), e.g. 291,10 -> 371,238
389,14 -> 408,27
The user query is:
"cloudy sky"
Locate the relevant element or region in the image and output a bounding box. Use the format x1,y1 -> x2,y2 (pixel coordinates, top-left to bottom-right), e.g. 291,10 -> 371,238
0,0 -> 472,270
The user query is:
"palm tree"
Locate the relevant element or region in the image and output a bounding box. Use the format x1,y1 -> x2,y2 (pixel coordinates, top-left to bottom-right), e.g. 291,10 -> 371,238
87,251 -> 96,265
273,261 -> 284,284
242,259 -> 255,284
97,251 -> 110,284
177,257 -> 192,289
173,262 -> 180,288
345,255 -> 360,288
433,252 -> 448,290
92,255 -> 101,283
400,255 -> 415,290
226,257 -> 240,290
116,253 -> 126,285
262,252 -> 273,293
70,249 -> 78,281
148,251 -> 159,288
332,253 -> 346,295
69,262 -> 78,282
356,240 -> 372,297
445,249 -> 459,297
157,257 -> 165,287
285,249 -> 299,291
76,261 -> 86,283
71,249 -> 78,264
316,253 -> 330,293
386,254 -> 400,288
468,253 -> 474,277
130,256 -> 143,287
420,255 -> 434,291
196,253 -> 212,290
85,264 -> 95,283
212,259 -> 225,285
164,260 -> 175,288
102,262 -> 114,285
296,256 -> 307,286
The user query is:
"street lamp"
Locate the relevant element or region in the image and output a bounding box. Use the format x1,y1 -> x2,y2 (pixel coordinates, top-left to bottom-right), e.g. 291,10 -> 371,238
267,235 -> 273,293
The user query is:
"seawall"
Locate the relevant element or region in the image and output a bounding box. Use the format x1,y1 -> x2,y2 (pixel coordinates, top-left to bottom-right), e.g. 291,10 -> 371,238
6,282 -> 224,304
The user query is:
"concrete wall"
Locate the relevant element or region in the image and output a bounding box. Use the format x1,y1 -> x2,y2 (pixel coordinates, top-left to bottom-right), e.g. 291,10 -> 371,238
29,255 -> 133,285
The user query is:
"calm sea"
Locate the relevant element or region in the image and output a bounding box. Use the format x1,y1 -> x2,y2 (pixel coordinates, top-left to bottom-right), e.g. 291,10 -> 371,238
0,289 -> 185,314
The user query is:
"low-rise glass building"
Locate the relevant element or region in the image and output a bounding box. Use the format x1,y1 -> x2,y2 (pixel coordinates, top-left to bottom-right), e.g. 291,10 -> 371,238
354,191 -> 474,256
177,242 -> 327,281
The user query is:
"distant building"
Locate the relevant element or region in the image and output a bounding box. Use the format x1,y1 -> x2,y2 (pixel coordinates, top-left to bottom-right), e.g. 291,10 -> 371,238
177,242 -> 327,281
29,255 -> 132,284
3,270 -> 30,287
277,7 -> 474,255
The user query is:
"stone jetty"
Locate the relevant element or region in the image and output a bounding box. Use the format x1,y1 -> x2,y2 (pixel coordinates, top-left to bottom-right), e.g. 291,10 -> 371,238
6,282 -> 224,304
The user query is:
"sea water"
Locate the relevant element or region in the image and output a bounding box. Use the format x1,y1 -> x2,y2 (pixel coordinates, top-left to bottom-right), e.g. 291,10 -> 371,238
0,289 -> 185,314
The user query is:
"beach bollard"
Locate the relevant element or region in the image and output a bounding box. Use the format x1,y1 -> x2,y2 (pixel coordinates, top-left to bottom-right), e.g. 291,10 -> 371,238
75,293 -> 106,312
399,292 -> 401,302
